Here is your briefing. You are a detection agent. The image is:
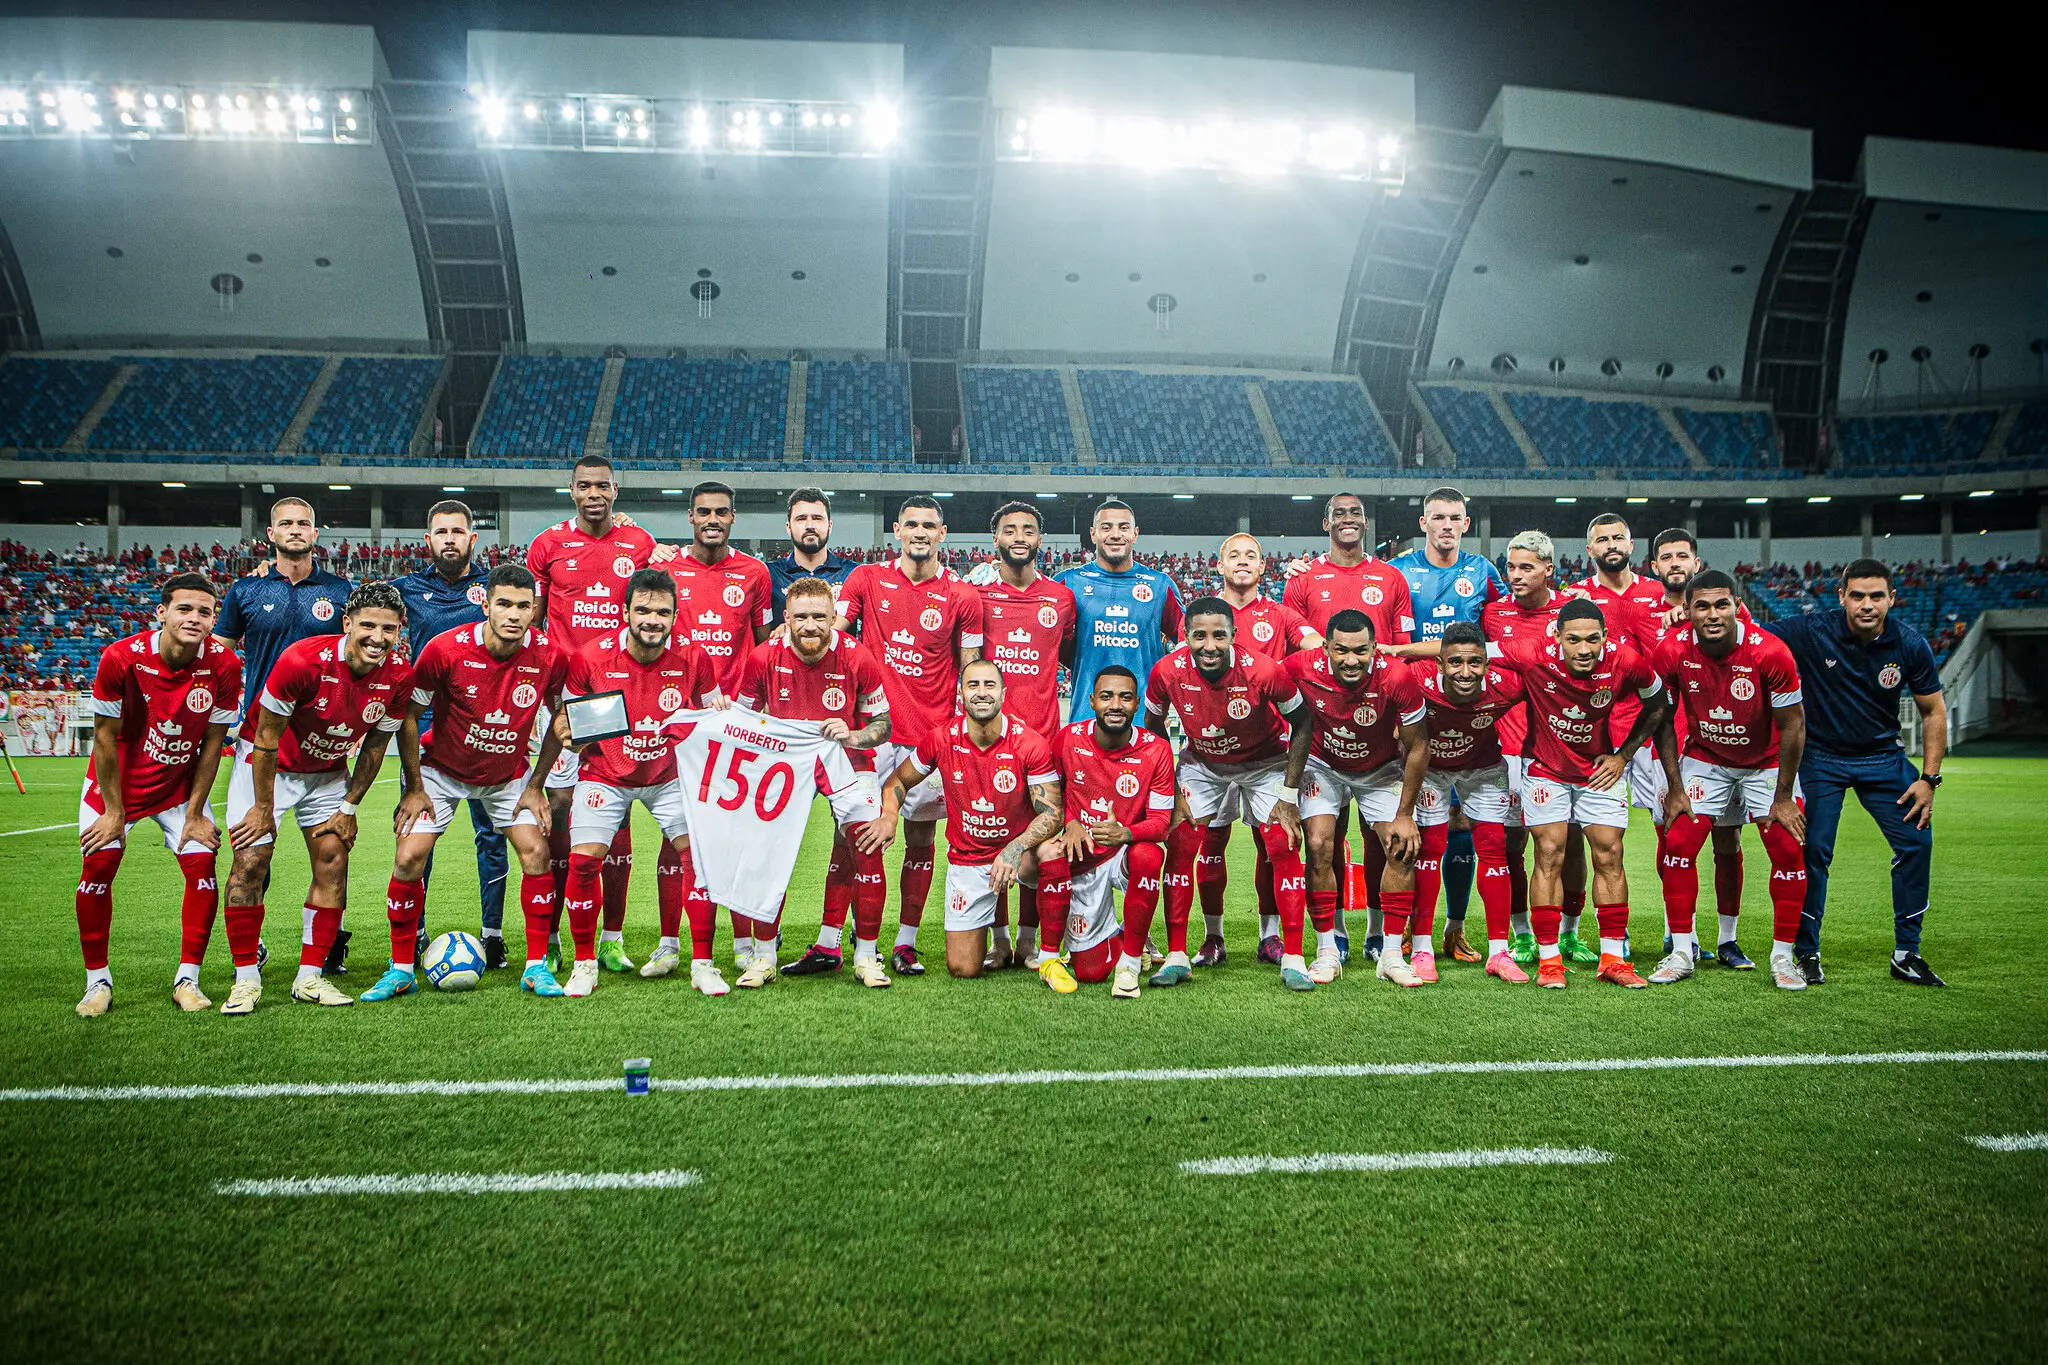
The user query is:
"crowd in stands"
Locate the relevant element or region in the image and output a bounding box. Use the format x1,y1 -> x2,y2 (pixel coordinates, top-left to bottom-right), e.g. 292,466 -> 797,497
1736,556 -> 2048,662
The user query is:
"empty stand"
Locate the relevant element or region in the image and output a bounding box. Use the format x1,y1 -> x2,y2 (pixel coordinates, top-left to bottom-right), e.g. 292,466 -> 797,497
1078,370 -> 1269,471
1505,391 -> 1689,472
1675,406 -> 1779,471
959,367 -> 1075,465
608,359 -> 791,465
469,356 -> 605,463
1259,379 -> 1397,467
1416,384 -> 1527,469
1834,409 -> 1998,475
88,355 -> 322,455
805,362 -> 913,464
0,358 -> 118,450
301,357 -> 443,458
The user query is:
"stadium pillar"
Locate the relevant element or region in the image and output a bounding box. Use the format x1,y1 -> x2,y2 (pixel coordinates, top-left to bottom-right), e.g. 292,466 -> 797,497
1477,502 -> 1492,557
369,487 -> 384,550
1860,502 -> 1875,558
239,486 -> 255,545
873,502 -> 887,548
1685,500 -> 1699,538
498,492 -> 512,550
1236,496 -> 1252,534
1939,498 -> 1954,565
1758,503 -> 1772,564
105,484 -> 120,559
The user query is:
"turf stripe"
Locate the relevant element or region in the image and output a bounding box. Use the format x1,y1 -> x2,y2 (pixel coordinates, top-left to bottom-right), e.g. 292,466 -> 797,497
0,822 -> 73,838
1967,1132 -> 2048,1152
5,1048 -> 2044,1104
215,1168 -> 703,1197
1181,1146 -> 1614,1176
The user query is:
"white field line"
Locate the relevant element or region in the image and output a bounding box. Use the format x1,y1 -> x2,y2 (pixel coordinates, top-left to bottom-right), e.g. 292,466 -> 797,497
216,1168 -> 702,1197
4,1048 -> 2044,1105
1968,1132 -> 2048,1152
1182,1146 -> 1613,1176
0,822 -> 71,838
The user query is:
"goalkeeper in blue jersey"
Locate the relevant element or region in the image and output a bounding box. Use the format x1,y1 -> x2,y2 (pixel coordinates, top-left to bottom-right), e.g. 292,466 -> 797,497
1390,487 -> 1506,965
1057,499 -> 1183,722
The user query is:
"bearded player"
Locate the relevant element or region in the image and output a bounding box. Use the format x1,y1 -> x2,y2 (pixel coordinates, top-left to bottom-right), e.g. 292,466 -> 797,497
1283,610 -> 1431,987
837,495 -> 985,975
73,574 -> 241,1018
1492,598 -> 1670,988
746,577 -> 895,989
526,454 -> 658,973
220,584 -> 414,1014
1649,570 -> 1810,990
374,564 -> 570,1000
858,661 -> 1066,989
1144,598 -> 1316,991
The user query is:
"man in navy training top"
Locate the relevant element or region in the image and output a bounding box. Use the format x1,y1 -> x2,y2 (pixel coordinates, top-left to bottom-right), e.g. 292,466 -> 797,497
1391,485 -> 1507,965
1057,498 -> 1183,723
392,499 -> 509,967
766,487 -> 859,626
1764,558 -> 1947,986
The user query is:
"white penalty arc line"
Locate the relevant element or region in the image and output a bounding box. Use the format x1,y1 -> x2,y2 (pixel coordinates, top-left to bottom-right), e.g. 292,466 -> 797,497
216,1168 -> 703,1197
1969,1132 -> 2048,1152
4,1049 -> 2045,1105
1182,1146 -> 1614,1176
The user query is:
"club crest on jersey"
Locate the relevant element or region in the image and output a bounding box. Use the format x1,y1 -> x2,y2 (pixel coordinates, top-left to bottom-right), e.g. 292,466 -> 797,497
949,888 -> 969,916
657,687 -> 684,713
1454,575 -> 1476,598
1530,784 -> 1552,805
722,583 -> 746,608
1037,604 -> 1059,629
1590,688 -> 1612,707
1361,584 -> 1384,606
466,584 -> 487,606
1352,703 -> 1378,726
992,769 -> 1018,794
1115,771 -> 1141,798
584,788 -> 607,809
185,686 -> 214,714
821,686 -> 847,712
1879,663 -> 1902,689
1418,786 -> 1440,808
1471,712 -> 1494,729
1730,676 -> 1756,701
511,683 -> 538,709
1252,620 -> 1274,642
613,555 -> 635,580
1687,780 -> 1708,802
1226,697 -> 1252,720
362,700 -> 387,725
1068,913 -> 1089,936
311,598 -> 336,622
919,607 -> 943,631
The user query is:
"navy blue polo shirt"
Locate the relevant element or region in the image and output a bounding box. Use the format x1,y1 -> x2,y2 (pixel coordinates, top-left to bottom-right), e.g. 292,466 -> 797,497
767,550 -> 859,626
393,564 -> 490,659
1763,608 -> 1940,757
215,562 -> 352,710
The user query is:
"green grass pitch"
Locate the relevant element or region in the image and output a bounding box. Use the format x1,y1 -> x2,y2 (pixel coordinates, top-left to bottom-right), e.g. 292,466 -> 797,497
2,754 -> 2044,1361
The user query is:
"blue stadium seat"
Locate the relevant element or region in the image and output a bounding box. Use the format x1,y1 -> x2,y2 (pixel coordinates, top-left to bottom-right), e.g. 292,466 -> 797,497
1416,385 -> 1527,469
1505,391 -> 1688,471
1999,401 -> 2048,467
302,357 -> 443,457
1834,410 -> 1998,475
470,357 -> 606,461
90,355 -> 322,454
960,368 -> 1075,464
609,359 -> 790,462
0,358 -> 118,448
1675,407 -> 1778,471
1077,370 -> 1268,467
804,362 -> 913,463
1259,379 -> 1398,467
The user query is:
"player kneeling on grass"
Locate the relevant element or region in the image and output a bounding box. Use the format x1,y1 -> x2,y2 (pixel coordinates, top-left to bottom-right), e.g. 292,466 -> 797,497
74,573 -> 241,1018
858,661 -> 1068,989
1648,570 -> 1811,990
1143,598 -> 1318,991
1282,610 -> 1431,987
1491,598 -> 1669,989
367,564 -> 569,1002
1037,667 -> 1176,997
221,585 -> 414,1013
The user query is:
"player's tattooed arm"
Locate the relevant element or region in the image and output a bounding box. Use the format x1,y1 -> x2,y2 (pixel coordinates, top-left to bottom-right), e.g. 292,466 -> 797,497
995,780 -> 1063,893
839,709 -> 891,750
856,757 -> 925,854
1593,686 -> 1669,792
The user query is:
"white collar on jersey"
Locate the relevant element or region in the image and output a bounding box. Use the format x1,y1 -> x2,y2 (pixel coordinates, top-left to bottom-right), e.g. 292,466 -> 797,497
470,621 -> 532,648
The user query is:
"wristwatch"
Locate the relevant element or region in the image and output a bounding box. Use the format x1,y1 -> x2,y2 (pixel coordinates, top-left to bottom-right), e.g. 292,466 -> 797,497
1921,773 -> 1942,790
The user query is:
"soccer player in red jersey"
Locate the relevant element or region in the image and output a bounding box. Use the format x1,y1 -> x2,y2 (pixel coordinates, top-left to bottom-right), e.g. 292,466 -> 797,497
1283,610 -> 1430,986
1281,491 -> 1419,651
525,454 -> 659,971
1648,570 -> 1811,990
74,573 -> 241,1018
837,495 -> 986,975
530,569 -> 728,998
1039,665 -> 1176,996
859,661 -> 1067,988
1414,622 -> 1528,981
1143,597 -> 1317,990
745,578 -> 896,989
1201,532 -> 1321,966
385,564 -> 571,998
975,500 -> 1076,967
1491,597 -> 1670,988
221,584 -> 414,1014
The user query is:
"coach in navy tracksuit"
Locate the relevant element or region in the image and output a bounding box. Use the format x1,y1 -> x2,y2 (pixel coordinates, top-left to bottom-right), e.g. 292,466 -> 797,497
1764,558 -> 1948,986
765,487 -> 860,626
392,499 -> 510,965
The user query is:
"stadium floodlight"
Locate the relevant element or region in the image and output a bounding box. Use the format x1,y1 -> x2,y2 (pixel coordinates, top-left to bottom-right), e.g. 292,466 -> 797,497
1969,489 -> 1995,497
1900,493 -> 1924,501
1307,124 -> 1366,172
1746,497 -> 1769,504
800,108 -> 817,128
1031,107 -> 1097,160
441,486 -> 466,493
18,479 -> 42,486
1555,496 -> 1578,504
337,96 -> 352,112
328,484 -> 352,491
1172,493 -> 1196,500
864,100 -> 899,148
1807,496 -> 1831,504
1291,494 -> 1313,501
660,489 -> 684,496
162,481 -> 187,488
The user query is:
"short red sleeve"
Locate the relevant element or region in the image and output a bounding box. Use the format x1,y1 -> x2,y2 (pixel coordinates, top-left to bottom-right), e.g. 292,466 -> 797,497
838,568 -> 868,630
953,580 -> 986,650
1763,637 -> 1802,706
692,648 -> 721,708
1019,726 -> 1057,785
912,727 -> 944,775
213,646 -> 243,718
1143,657 -> 1171,715
749,562 -> 773,630
735,642 -> 773,711
1388,661 -> 1426,722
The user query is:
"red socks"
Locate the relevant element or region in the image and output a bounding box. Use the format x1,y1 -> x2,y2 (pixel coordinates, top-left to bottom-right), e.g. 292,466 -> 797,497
1532,903 -> 1563,949
1659,814 -> 1712,935
1120,842 -> 1166,957
675,847 -> 717,960
852,847 -> 887,943
656,842 -> 686,940
1759,819 -> 1806,946
898,851 -> 935,929
1036,856 -> 1071,955
385,876 -> 425,966
1471,821 -> 1513,942
1163,822 -> 1203,954
1253,838 -> 1276,920
601,826 -> 632,933
300,902 -> 342,971
225,902 -> 265,968
821,840 -> 855,931
75,847 -> 122,971
564,850 -> 604,961
176,851 -> 218,965
1307,888 -> 1340,934
1595,901 -> 1630,944
1196,824 -> 1231,920
1256,822 -> 1307,957
1714,839 -> 1745,919
1380,888 -> 1414,941
520,873 -> 555,964
1412,823 -> 1448,938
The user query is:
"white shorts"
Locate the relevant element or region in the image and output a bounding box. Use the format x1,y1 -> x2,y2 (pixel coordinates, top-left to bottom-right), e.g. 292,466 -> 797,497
224,746 -> 349,847
944,861 -> 999,932
1064,847 -> 1131,953
1178,755 -> 1291,827
1503,754 -> 1527,830
1626,748 -> 1662,812
877,741 -> 946,822
1520,770 -> 1630,830
1299,759 -> 1405,825
568,779 -> 690,845
1678,756 -> 1795,824
414,764 -> 542,836
77,785 -> 213,855
823,772 -> 883,830
1417,762 -> 1513,827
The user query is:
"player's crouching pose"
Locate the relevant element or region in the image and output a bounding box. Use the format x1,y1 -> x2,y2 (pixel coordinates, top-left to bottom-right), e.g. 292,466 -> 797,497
74,573 -> 242,1017
220,584 -> 415,1013
859,661 -> 1069,989
1283,610 -> 1431,987
1039,666 -> 1176,997
1145,597 -> 1318,991
367,564 -> 569,1001
1648,570 -> 1811,990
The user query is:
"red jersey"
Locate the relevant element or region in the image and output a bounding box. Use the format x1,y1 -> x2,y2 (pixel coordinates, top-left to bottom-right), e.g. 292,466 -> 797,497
977,574 -> 1077,738
525,518 -> 659,654
1635,593 -> 1755,755
664,547 -> 774,692
1651,621 -> 1802,769
1578,572 -> 1666,746
1144,644 -> 1302,766
86,630 -> 243,820
563,630 -> 722,788
1414,664 -> 1526,772
912,714 -> 1057,866
1282,555 -> 1415,644
249,635 -> 411,775
1052,720 -> 1176,840
1495,635 -> 1662,786
736,632 -> 889,770
1228,596 -> 1317,661
838,562 -> 986,748
410,622 -> 569,786
1480,589 -> 1582,757
1283,650 -> 1427,773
